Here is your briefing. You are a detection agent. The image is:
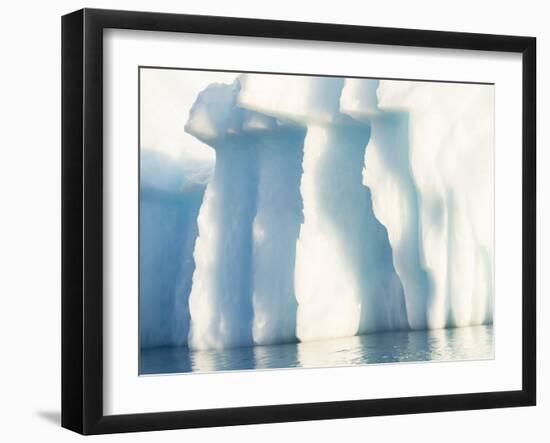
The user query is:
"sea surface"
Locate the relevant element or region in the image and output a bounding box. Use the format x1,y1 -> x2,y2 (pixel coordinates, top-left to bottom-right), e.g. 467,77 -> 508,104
140,324 -> 493,375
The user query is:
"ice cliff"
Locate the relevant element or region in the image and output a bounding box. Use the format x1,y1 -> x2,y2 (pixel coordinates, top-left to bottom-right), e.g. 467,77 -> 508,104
140,73 -> 494,351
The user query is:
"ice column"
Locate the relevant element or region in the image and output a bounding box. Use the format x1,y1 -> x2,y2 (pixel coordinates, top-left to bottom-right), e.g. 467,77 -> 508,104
186,80 -> 307,349
185,82 -> 258,350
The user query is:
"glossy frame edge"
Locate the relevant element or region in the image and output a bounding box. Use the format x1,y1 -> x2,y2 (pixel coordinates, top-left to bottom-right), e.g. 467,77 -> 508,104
61,8 -> 537,435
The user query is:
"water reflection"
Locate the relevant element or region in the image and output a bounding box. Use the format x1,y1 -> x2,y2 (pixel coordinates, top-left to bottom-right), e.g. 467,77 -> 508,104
254,341 -> 300,370
190,346 -> 256,372
140,325 -> 493,375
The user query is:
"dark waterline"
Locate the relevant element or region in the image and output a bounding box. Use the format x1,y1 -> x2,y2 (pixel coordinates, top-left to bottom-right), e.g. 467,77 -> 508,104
140,324 -> 493,375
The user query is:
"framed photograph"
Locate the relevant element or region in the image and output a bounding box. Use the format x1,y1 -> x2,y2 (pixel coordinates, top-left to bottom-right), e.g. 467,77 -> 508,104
61,8 -> 536,434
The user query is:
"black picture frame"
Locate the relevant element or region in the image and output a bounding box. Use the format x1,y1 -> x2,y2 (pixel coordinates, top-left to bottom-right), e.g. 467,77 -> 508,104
61,8 -> 536,435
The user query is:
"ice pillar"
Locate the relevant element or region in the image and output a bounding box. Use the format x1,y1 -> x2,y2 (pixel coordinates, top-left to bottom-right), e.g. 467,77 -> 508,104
185,82 -> 257,350
186,80 -> 307,349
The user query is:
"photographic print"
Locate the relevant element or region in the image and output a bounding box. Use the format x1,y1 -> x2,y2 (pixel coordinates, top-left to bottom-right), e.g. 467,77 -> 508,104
139,68 -> 494,375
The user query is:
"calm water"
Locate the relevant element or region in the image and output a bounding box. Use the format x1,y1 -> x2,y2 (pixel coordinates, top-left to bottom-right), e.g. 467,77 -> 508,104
140,324 -> 493,375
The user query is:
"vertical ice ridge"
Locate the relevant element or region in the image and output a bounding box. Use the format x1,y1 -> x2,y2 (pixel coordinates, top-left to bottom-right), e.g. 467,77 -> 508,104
294,123 -> 365,340
187,139 -> 259,350
251,122 -> 306,345
341,81 -> 432,330
297,120 -> 409,339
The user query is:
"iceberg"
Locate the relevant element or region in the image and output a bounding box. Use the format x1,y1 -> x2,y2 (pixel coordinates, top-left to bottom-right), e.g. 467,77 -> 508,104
142,72 -> 494,353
